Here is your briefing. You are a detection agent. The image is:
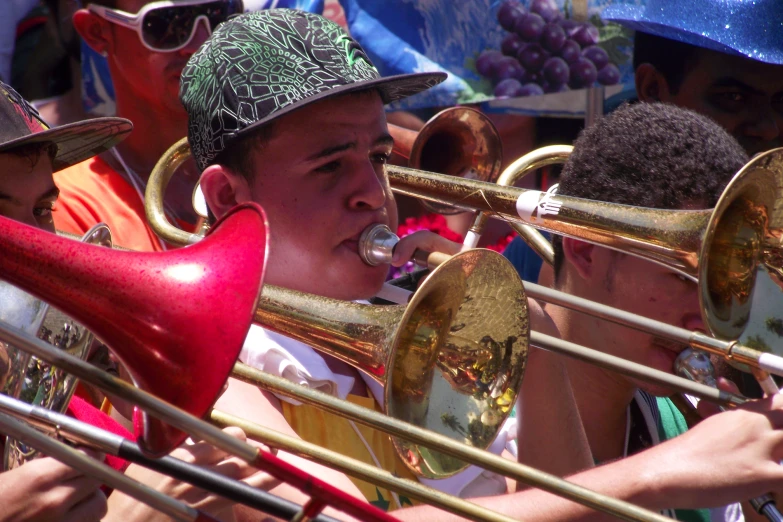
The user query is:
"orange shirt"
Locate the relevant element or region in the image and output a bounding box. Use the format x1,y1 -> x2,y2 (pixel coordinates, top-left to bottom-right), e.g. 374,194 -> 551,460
54,157 -> 164,252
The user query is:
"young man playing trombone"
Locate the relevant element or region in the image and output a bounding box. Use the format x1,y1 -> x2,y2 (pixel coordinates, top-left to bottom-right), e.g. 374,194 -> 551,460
503,0 -> 783,303
184,8 -> 783,521
517,101 -> 753,521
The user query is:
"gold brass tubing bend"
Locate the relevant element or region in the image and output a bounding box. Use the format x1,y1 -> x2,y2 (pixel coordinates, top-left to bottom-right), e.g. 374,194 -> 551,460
462,145 -> 571,264
146,137 -> 204,246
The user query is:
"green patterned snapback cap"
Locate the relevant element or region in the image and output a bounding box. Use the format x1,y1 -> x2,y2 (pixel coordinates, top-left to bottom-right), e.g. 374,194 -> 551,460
180,8 -> 446,170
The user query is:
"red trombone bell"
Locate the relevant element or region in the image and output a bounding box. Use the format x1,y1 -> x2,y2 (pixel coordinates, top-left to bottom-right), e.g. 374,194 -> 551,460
0,203 -> 267,456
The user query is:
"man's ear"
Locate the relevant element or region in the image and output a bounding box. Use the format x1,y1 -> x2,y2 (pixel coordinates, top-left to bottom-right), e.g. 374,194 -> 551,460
200,165 -> 252,220
635,63 -> 672,103
72,9 -> 114,56
561,237 -> 595,281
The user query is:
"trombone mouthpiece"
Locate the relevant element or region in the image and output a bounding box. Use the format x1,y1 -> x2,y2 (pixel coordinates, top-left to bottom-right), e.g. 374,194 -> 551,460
358,224 -> 399,266
674,348 -> 717,388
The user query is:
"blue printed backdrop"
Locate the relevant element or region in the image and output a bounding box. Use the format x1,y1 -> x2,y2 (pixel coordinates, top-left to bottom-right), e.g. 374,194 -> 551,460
339,0 -> 644,116
84,0 -> 644,117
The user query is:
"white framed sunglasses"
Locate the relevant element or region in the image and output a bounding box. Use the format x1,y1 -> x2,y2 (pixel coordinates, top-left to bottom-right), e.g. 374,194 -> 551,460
87,0 -> 244,53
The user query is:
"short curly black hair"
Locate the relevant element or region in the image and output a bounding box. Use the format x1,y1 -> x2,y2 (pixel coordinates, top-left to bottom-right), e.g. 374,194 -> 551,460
552,102 -> 748,278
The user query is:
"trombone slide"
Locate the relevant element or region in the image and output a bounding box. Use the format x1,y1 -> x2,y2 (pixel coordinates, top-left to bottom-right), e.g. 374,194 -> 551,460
232,363 -> 673,522
0,411 -> 215,522
210,408 -> 517,522
0,392 -> 341,522
388,165 -> 708,278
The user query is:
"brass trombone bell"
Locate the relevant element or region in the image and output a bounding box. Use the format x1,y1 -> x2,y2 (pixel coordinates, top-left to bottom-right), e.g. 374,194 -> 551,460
388,107 -> 502,215
251,248 -> 528,479
386,149 -> 783,363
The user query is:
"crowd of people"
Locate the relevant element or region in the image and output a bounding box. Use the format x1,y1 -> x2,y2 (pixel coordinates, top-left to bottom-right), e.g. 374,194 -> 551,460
0,1 -> 782,521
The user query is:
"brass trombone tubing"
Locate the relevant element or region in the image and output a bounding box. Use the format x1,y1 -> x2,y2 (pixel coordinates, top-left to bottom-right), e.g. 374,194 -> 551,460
0,411 -> 211,522
230,362 -> 677,522
386,164 -> 708,279
460,145 -> 571,265
526,331 -> 745,407
0,321 -> 398,522
145,137 -> 202,246
211,409 -> 517,522
0,393 -> 339,522
233,325 -> 744,428
380,275 -> 783,382
521,281 -> 783,379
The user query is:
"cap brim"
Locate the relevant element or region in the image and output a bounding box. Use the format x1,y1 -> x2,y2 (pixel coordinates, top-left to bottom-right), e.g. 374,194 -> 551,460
0,117 -> 132,172
229,72 -> 446,145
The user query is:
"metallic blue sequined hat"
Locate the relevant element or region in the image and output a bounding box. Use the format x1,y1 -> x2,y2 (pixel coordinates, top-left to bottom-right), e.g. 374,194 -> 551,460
603,0 -> 783,66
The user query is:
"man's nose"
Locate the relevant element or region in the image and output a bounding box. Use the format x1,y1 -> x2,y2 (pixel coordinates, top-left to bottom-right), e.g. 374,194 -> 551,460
348,162 -> 387,211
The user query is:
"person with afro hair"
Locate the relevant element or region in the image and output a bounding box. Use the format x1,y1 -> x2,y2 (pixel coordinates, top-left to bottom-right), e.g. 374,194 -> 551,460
519,101 -> 751,522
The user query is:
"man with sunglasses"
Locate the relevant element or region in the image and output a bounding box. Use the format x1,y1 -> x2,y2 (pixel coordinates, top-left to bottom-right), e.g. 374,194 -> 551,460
52,0 -> 242,252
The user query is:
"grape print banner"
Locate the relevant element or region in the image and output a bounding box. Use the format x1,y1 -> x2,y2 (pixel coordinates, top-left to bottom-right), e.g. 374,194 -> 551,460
338,0 -> 642,116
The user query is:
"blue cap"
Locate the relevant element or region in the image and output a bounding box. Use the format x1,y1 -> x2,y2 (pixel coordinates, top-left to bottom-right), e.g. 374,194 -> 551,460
603,0 -> 783,66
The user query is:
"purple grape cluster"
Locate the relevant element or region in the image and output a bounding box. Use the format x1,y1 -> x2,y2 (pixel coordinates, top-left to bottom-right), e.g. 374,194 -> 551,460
477,0 -> 621,98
